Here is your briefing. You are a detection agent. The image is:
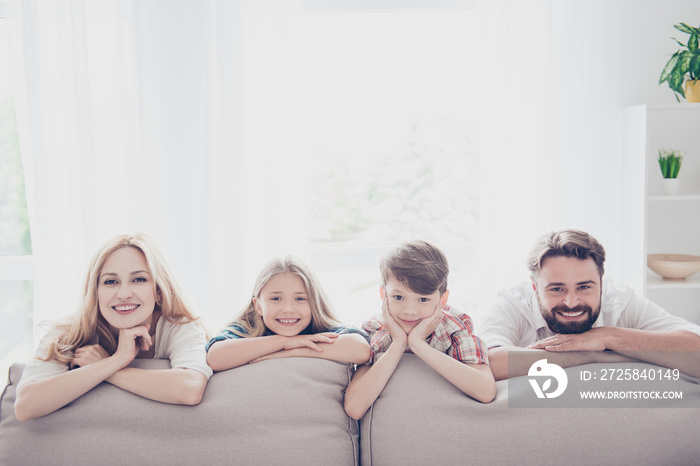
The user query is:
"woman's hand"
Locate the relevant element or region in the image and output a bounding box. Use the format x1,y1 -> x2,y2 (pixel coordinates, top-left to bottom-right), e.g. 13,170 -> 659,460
381,291 -> 408,348
70,344 -> 109,369
113,325 -> 153,366
283,332 -> 339,352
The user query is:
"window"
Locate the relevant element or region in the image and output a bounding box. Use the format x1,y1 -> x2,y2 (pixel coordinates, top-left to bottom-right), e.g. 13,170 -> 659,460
0,9 -> 34,375
288,6 -> 483,326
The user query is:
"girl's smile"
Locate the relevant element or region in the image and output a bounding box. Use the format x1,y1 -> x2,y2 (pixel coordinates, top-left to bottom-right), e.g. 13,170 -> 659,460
254,272 -> 312,336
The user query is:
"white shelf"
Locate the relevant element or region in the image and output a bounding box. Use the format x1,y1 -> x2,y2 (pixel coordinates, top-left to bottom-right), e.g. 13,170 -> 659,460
646,271 -> 700,290
623,104 -> 700,323
648,194 -> 700,201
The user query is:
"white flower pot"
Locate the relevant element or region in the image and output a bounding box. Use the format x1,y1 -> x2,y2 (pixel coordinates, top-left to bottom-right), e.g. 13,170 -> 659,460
662,178 -> 680,195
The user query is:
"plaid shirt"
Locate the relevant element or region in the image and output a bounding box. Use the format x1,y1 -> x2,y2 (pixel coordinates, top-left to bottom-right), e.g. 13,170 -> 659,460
362,305 -> 488,365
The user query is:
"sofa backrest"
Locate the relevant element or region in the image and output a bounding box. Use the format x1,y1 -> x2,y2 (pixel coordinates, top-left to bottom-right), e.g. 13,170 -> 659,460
0,358 -> 359,466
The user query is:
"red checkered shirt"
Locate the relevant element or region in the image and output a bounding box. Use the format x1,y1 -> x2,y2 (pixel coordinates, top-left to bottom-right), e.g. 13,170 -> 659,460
362,305 -> 489,365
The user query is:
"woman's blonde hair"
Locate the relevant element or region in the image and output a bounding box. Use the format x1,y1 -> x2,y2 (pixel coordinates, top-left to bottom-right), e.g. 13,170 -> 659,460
228,256 -> 342,338
44,233 -> 199,364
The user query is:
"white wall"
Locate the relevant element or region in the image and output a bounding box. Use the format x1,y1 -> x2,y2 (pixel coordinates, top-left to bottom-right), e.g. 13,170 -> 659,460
617,0 -> 700,107
542,0 -> 700,291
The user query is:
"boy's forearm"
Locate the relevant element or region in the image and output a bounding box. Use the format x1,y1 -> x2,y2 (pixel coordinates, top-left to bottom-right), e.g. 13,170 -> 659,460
344,342 -> 404,420
410,340 -> 496,403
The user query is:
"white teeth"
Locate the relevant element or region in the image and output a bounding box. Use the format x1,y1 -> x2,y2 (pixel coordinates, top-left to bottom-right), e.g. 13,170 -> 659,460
115,305 -> 138,311
278,319 -> 299,324
560,310 -> 584,317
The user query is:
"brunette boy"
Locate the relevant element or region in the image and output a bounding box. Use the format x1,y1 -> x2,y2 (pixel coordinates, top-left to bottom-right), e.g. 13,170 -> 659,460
344,241 -> 495,420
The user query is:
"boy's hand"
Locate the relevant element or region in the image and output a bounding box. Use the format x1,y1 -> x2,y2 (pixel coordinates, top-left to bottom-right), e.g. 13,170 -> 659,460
408,301 -> 444,349
381,291 -> 408,348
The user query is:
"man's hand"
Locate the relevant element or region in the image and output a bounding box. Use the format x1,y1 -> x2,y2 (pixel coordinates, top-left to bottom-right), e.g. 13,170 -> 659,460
528,327 -> 610,352
408,302 -> 444,349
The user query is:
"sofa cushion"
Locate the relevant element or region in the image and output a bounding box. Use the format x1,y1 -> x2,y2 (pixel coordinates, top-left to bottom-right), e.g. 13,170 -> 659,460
360,354 -> 700,465
0,358 -> 358,466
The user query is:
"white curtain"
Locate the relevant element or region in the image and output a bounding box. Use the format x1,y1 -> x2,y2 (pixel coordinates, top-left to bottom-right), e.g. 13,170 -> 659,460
474,0 -> 627,306
7,0 -> 630,344
6,0 -> 296,336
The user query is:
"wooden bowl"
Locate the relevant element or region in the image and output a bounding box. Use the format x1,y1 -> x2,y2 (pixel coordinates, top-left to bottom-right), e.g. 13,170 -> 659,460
647,254 -> 700,279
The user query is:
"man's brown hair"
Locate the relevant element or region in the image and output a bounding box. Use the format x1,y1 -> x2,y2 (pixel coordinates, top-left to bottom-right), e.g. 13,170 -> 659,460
527,229 -> 606,278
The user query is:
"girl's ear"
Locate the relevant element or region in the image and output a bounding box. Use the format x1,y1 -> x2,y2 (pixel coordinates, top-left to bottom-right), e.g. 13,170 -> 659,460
440,290 -> 449,307
253,297 -> 263,316
379,285 -> 386,300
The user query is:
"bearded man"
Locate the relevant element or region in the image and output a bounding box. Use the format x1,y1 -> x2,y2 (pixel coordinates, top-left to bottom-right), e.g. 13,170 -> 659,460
478,229 -> 700,380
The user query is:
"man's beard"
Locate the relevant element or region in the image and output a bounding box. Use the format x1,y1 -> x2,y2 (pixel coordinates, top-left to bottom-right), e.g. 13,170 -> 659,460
538,295 -> 601,334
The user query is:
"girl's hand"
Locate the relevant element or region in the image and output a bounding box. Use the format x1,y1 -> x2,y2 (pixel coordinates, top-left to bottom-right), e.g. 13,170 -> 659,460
70,344 -> 109,369
113,324 -> 153,366
381,291 -> 408,348
283,332 -> 339,352
408,301 -> 444,348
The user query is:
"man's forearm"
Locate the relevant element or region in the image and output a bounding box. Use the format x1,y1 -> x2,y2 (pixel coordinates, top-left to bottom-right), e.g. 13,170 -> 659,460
488,346 -> 633,381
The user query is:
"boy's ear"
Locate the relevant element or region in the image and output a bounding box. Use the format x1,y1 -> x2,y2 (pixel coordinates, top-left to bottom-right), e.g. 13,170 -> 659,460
440,290 -> 449,307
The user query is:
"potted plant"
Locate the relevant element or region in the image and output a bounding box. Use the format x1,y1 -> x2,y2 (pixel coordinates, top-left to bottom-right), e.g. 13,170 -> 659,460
659,23 -> 700,102
658,148 -> 684,194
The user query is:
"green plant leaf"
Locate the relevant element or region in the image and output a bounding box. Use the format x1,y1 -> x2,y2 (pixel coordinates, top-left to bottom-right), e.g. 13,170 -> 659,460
690,33 -> 699,51
683,23 -> 700,35
679,50 -> 692,74
690,55 -> 700,80
675,23 -> 696,34
674,155 -> 683,178
669,157 -> 678,178
659,52 -> 680,84
674,38 -> 687,48
669,68 -> 685,97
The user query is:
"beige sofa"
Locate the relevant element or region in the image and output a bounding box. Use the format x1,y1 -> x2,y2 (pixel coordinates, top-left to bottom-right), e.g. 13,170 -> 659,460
1,355 -> 699,465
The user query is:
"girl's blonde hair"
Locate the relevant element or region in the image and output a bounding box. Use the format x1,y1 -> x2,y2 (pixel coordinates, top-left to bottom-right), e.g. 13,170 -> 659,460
229,256 -> 342,338
44,233 -> 199,364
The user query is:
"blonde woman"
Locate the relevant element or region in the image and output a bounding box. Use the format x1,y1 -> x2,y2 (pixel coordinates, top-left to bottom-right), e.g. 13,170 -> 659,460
206,256 -> 370,371
14,233 -> 212,421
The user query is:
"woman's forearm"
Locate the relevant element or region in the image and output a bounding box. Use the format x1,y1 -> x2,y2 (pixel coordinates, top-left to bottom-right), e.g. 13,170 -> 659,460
107,367 -> 208,405
14,355 -> 126,421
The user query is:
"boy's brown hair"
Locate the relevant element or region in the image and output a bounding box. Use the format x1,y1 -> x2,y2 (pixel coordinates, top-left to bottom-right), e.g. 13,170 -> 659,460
380,240 -> 449,295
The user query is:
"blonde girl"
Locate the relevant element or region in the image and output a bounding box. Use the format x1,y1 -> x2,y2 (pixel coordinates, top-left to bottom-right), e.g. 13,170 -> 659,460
14,233 -> 212,421
206,256 -> 370,371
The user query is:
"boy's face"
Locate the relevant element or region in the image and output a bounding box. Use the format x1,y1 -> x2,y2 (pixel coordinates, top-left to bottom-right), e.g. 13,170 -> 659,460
382,275 -> 447,334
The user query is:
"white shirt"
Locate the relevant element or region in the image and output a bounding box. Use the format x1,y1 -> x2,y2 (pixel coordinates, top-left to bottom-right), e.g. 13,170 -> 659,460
17,317 -> 213,390
477,280 -> 700,348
